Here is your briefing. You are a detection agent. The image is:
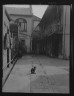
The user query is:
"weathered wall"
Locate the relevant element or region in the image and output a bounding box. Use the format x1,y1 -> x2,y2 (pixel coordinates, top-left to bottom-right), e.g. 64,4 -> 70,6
62,5 -> 70,59
3,6 -> 10,69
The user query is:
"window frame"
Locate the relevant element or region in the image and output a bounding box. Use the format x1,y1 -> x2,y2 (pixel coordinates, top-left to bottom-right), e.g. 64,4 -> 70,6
15,18 -> 27,32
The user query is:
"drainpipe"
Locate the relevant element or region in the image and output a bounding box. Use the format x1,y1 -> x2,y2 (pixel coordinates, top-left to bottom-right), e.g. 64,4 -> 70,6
62,6 -> 66,59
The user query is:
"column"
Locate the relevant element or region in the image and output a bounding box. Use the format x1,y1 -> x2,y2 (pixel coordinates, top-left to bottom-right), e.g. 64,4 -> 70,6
62,5 -> 70,59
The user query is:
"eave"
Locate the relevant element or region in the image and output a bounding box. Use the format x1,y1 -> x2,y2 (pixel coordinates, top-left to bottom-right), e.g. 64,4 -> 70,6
5,9 -> 11,21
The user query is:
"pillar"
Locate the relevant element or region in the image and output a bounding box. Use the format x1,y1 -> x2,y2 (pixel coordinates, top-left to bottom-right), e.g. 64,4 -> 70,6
62,5 -> 70,59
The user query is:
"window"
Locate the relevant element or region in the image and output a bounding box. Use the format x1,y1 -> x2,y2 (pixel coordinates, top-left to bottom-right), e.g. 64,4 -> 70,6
21,40 -> 25,45
21,23 -> 24,30
19,22 -> 25,32
25,23 -> 27,31
19,22 -> 27,32
15,18 -> 27,32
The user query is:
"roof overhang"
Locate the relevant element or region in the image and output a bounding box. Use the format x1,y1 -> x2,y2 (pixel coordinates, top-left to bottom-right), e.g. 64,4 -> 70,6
5,9 -> 11,21
9,14 -> 33,17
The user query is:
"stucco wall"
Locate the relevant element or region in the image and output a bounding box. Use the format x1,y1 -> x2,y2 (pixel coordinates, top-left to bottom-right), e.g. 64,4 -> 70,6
64,6 -> 70,59
3,6 -> 10,69
3,7 -> 9,37
62,5 -> 70,59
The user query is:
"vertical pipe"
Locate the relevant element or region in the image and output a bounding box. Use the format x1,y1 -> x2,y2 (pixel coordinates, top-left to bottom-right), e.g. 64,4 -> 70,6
64,6 -> 66,59
62,6 -> 66,59
7,27 -> 9,67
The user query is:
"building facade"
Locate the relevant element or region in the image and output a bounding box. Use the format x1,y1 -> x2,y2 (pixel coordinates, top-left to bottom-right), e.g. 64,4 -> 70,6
34,5 -> 70,59
6,6 -> 33,53
3,5 -> 19,70
3,5 -> 11,69
31,15 -> 41,54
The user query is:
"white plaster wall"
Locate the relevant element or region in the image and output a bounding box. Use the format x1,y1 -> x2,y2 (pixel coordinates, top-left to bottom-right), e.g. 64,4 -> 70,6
64,35 -> 70,58
65,6 -> 70,34
3,6 -> 9,69
64,6 -> 70,59
62,5 -> 70,59
3,6 -> 9,36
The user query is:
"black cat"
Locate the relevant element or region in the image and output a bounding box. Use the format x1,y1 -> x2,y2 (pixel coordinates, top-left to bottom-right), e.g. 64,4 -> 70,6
31,66 -> 36,74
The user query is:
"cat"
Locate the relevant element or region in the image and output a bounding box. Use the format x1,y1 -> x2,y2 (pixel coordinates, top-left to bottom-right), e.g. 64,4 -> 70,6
31,66 -> 36,74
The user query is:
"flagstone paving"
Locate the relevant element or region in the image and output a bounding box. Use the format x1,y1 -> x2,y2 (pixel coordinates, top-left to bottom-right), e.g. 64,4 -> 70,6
2,55 -> 69,93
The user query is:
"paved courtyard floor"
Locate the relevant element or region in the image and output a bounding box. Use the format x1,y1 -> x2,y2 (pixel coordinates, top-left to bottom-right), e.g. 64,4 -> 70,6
2,55 -> 69,93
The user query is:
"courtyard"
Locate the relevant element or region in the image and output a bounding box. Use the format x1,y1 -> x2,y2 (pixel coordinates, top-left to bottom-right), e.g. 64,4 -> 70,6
2,55 -> 69,93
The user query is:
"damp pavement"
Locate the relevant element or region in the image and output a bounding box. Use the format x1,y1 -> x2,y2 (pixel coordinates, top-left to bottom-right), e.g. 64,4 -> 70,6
2,55 -> 69,93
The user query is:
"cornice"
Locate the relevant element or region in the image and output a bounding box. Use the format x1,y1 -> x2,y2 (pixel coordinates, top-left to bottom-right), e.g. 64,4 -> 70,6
9,14 -> 33,17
